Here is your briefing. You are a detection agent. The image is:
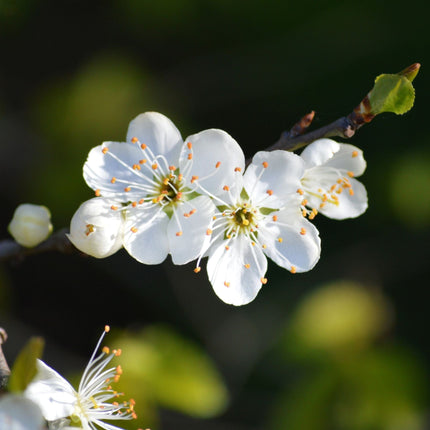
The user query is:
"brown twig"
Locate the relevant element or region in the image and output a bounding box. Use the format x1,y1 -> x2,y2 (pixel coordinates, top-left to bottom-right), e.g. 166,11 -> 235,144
0,328 -> 10,390
0,228 -> 77,264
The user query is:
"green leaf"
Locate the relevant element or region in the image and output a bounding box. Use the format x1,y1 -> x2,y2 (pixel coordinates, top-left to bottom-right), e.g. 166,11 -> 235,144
368,74 -> 415,115
259,207 -> 278,215
240,187 -> 249,201
8,337 -> 44,393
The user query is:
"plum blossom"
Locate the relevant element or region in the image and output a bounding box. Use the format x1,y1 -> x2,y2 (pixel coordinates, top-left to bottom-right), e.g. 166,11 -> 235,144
298,138 -> 368,220
67,197 -> 123,258
195,150 -> 321,306
83,112 -> 244,265
0,395 -> 44,430
25,326 -> 136,430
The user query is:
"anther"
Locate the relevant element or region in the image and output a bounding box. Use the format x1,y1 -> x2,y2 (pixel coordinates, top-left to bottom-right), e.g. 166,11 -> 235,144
102,346 -> 110,354
95,189 -> 101,197
163,178 -> 169,185
206,229 -> 213,235
267,189 -> 273,196
111,205 -> 118,210
224,281 -> 230,287
132,201 -> 137,207
178,174 -> 183,181
277,237 -> 283,243
191,175 -> 199,183
140,143 -> 147,150
302,199 -> 308,206
262,161 -> 269,168
124,187 -> 131,192
187,142 -> 192,149
176,231 -> 183,236
176,192 -> 183,200
244,264 -> 250,269
261,277 -> 268,284
272,215 -> 278,222
131,227 -> 138,233
349,188 -> 354,196
347,171 -> 354,177
152,163 -> 158,170
139,159 -> 147,164
297,188 -> 304,195
189,209 -> 196,215
262,244 -> 267,249
188,153 -> 193,160
234,167 -> 242,172
225,246 -> 230,250
105,325 -> 110,332
290,266 -> 297,274
131,137 -> 138,143
223,185 -> 230,191
85,224 -> 95,236
102,147 -> 109,154
300,228 -> 306,235
215,161 -> 221,168
169,165 -> 176,171
319,202 -> 326,208
111,177 -> 116,184
352,150 -> 358,157
194,267 -> 201,273
132,164 -> 141,170
139,199 -> 145,204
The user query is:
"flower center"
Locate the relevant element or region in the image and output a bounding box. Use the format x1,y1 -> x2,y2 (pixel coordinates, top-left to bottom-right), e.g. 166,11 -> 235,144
153,173 -> 184,207
227,203 -> 259,237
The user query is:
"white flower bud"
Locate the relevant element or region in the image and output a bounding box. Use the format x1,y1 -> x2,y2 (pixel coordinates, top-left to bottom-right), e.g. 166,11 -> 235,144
8,203 -> 53,248
67,198 -> 123,258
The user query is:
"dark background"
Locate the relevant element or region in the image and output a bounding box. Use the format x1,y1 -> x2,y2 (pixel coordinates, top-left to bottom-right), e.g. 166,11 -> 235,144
1,1 -> 429,429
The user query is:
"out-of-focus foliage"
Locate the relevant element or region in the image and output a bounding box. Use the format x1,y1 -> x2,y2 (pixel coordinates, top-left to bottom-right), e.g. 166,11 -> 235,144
268,280 -> 428,430
8,337 -> 44,393
389,149 -> 430,229
111,325 -> 229,429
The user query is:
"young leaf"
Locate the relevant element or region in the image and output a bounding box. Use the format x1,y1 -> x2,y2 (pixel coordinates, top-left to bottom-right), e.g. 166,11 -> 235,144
8,337 -> 44,393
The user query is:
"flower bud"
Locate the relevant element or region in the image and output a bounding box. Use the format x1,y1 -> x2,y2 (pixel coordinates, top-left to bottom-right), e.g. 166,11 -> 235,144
8,204 -> 53,247
67,198 -> 123,258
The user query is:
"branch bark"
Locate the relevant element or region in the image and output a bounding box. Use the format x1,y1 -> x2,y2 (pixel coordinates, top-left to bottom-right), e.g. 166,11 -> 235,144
0,328 -> 10,390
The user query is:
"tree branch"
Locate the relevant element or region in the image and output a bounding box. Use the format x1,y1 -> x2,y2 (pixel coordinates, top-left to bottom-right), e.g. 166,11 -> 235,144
0,228 -> 77,264
0,328 -> 10,390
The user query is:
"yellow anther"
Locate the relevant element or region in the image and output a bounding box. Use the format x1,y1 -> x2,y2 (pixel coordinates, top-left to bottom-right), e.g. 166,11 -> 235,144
176,231 -> 183,236
132,201 -> 137,207
267,189 -> 273,196
178,174 -> 183,182
163,178 -> 169,185
261,277 -> 268,284
132,164 -> 141,170
116,365 -> 123,375
347,171 -> 354,177
352,150 -> 358,157
234,167 -> 242,172
189,209 -> 196,215
215,161 -> 221,168
262,161 -> 269,168
320,202 -> 326,208
244,263 -> 250,269
302,199 -> 308,206
105,325 -> 110,333
114,349 -> 122,356
139,198 -> 145,204
272,215 -> 278,221
130,227 -> 138,233
297,188 -> 304,195
124,187 -> 131,192
169,165 -> 176,171
152,163 -> 158,170
85,224 -> 95,236
176,192 -> 183,200
224,281 -> 230,287
206,229 -> 213,235
302,209 -> 307,217
111,177 -> 116,184
188,153 -> 193,160
300,228 -> 306,235
277,237 -> 283,243
102,346 -> 110,354
194,267 -> 201,273
349,188 -> 354,196
111,205 -> 118,210
242,219 -> 249,226
225,245 -> 230,250
191,175 -> 199,183
131,137 -> 138,143
95,189 -> 101,197
187,142 -> 192,149
139,159 -> 147,164
262,244 -> 267,249
290,266 -> 297,274
140,143 -> 147,150
102,147 -> 109,154
223,185 -> 230,191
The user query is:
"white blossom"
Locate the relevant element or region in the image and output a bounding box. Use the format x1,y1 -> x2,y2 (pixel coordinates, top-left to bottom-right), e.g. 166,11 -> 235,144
8,204 -> 53,247
195,150 -> 321,306
25,326 -> 136,430
299,138 -> 368,220
83,112 -> 244,265
67,198 -> 123,258
0,395 -> 45,430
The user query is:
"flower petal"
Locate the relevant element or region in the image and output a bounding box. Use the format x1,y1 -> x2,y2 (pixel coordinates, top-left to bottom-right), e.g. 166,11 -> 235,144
243,150 -> 305,207
83,141 -> 147,200
258,198 -> 321,272
179,129 -> 245,197
126,112 -> 183,162
168,196 -> 216,265
24,360 -> 76,422
299,138 -> 340,168
68,198 -> 123,258
123,205 -> 169,264
321,143 -> 366,177
0,395 -> 45,430
316,177 -> 368,219
207,234 -> 267,306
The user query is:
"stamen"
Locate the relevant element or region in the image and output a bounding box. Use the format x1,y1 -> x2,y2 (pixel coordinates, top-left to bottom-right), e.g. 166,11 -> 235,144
290,266 -> 297,274
224,281 -> 230,287
111,177 -> 116,184
223,185 -> 230,191
124,187 -> 131,192
187,142 -> 192,150
131,137 -> 138,143
102,147 -> 109,154
85,224 -> 95,236
300,228 -> 306,235
215,161 -> 221,168
152,163 -> 158,170
297,188 -> 304,195
140,143 -> 147,150
277,237 -> 283,243
261,278 -> 268,284
244,264 -> 250,269
352,150 -> 358,157
176,231 -> 183,236
262,161 -> 268,168
272,215 -> 278,221
95,189 -> 101,197
130,227 -> 138,233
194,267 -> 201,273
234,167 -> 242,172
139,159 -> 147,164
267,190 -> 273,196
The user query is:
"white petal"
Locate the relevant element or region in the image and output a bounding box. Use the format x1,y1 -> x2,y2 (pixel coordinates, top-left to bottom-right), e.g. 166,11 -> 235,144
126,112 -> 183,162
0,395 -> 44,430
299,138 -> 340,168
258,199 -> 321,272
179,129 -> 245,196
68,198 -> 123,258
207,234 -> 268,306
167,196 -> 216,265
24,360 -> 76,422
316,177 -> 368,219
83,141 -> 150,200
322,143 -> 366,177
123,205 -> 169,264
243,150 -> 304,208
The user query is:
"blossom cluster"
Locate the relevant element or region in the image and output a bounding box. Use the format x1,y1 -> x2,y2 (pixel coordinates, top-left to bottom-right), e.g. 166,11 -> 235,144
68,112 -> 367,306
0,326 -> 136,430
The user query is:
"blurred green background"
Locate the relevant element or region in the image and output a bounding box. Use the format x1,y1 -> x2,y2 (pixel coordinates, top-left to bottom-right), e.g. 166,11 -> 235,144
1,0 -> 429,429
